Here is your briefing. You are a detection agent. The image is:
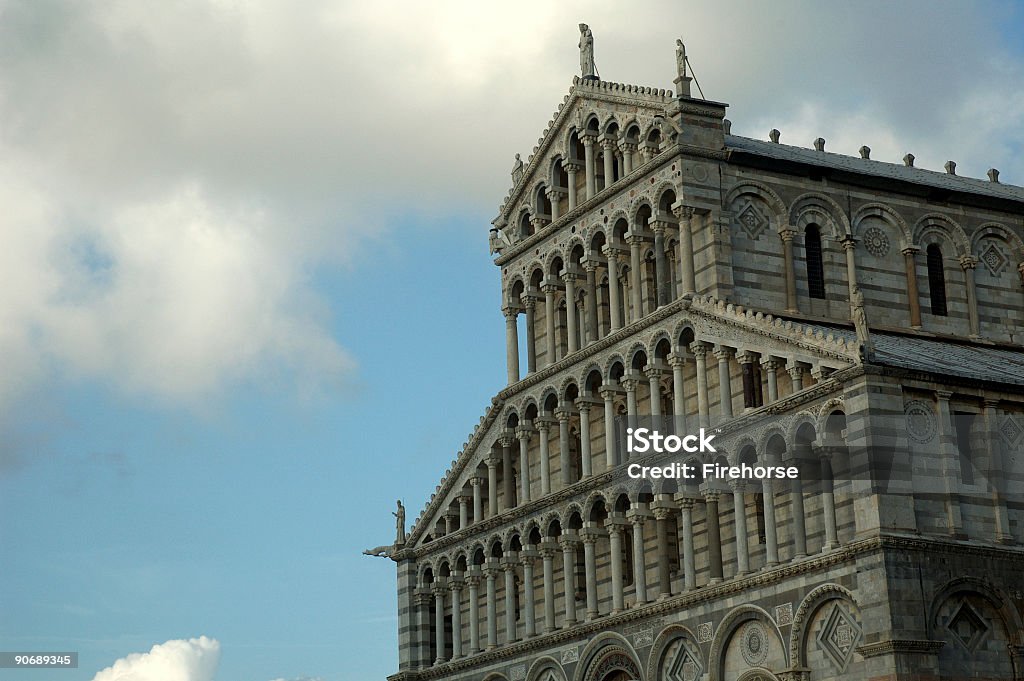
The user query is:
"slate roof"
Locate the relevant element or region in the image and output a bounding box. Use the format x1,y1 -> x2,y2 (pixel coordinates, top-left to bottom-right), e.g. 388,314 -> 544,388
725,135 -> 1024,205
800,322 -> 1024,386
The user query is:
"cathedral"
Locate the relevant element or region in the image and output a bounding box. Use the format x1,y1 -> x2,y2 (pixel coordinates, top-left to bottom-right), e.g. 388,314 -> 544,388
380,28 -> 1024,681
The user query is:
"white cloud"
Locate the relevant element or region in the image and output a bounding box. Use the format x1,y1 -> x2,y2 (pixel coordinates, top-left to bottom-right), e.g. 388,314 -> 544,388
91,636 -> 220,681
0,0 -> 1021,437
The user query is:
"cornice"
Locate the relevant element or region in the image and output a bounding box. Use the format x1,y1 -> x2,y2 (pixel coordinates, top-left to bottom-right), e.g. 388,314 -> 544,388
856,639 -> 945,658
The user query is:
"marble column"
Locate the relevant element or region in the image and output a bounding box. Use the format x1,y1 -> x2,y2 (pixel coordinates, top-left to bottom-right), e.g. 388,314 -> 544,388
602,246 -> 622,331
583,136 -> 597,200
705,491 -> 724,582
414,590 -> 432,669
628,510 -> 648,604
540,544 -> 557,632
607,518 -> 625,613
678,498 -> 696,590
731,481 -> 750,575
542,282 -> 559,366
841,236 -> 859,299
674,205 -> 696,296
562,269 -> 580,354
714,346 -> 734,421
484,563 -> 499,650
501,437 -> 515,510
668,353 -> 688,434
781,229 -> 798,312
546,188 -> 562,222
584,259 -> 599,344
503,306 -> 520,384
486,459 -> 498,519
582,530 -> 599,620
789,455 -> 808,559
433,582 -> 447,664
521,551 -> 537,638
565,163 -> 579,211
787,361 -> 804,392
458,496 -> 469,529
653,504 -> 673,599
600,387 -> 618,467
628,233 -> 644,320
761,478 -> 779,566
466,572 -> 481,654
691,342 -> 711,429
762,359 -> 779,403
652,222 -> 670,307
961,255 -> 981,336
575,401 -> 593,478
521,293 -> 538,374
537,420 -> 552,495
516,428 -> 533,503
502,558 -> 517,643
471,477 -> 482,524
982,399 -> 1013,543
559,537 -> 577,626
818,447 -> 839,550
449,577 -> 463,659
646,367 -> 663,419
903,247 -> 922,327
621,142 -> 636,174
557,408 -> 572,486
935,390 -> 964,536
601,138 -> 616,189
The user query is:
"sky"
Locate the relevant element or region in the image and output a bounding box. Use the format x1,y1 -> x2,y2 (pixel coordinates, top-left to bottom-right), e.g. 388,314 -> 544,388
0,1 -> 1023,680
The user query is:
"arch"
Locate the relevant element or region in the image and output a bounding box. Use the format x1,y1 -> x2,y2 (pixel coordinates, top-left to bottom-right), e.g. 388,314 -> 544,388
708,604 -> 786,681
603,354 -> 627,382
851,202 -> 912,248
972,221 -> 1024,261
788,582 -> 859,667
655,184 -> 679,216
816,398 -> 846,435
913,213 -> 970,256
927,576 -> 1024,646
646,623 -> 704,681
572,632 -> 643,681
759,428 -> 789,464
623,122 -> 641,145
804,224 -> 826,299
583,490 -> 609,521
526,656 -> 568,681
724,181 -> 787,225
483,674 -> 511,681
788,192 -> 851,239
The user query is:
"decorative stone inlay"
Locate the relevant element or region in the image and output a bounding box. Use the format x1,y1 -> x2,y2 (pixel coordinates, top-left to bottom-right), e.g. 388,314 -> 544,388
632,627 -> 654,648
697,621 -> 713,643
816,603 -> 863,672
947,601 -> 989,653
775,602 -> 794,627
561,647 -> 579,664
980,241 -> 1009,276
862,226 -> 891,257
736,203 -> 768,239
510,663 -> 527,680
588,651 -> 640,681
665,639 -> 703,681
904,399 -> 937,444
1000,415 -> 1023,447
740,620 -> 770,666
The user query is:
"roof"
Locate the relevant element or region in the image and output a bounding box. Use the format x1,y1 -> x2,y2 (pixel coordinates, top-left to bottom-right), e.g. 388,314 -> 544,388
725,135 -> 1024,205
799,322 -> 1024,386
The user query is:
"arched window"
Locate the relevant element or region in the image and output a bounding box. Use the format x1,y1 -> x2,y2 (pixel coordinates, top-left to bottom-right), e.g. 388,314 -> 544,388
805,225 -> 826,299
927,244 -> 948,316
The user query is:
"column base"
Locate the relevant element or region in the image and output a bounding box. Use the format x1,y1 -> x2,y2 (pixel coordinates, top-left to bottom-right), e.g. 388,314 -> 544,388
792,553 -> 807,562
997,534 -> 1016,545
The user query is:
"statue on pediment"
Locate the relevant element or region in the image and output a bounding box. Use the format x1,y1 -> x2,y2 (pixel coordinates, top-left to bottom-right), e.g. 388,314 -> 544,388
579,24 -> 597,79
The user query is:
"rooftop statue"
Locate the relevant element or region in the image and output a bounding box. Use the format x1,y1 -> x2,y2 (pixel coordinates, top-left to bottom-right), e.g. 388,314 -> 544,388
579,23 -> 597,79
676,39 -> 687,79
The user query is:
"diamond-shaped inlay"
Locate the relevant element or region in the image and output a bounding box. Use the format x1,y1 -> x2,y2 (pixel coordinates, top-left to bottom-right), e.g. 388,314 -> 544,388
948,601 -> 989,653
665,640 -> 703,681
816,603 -> 863,672
1000,415 -> 1023,446
737,203 -> 768,239
775,602 -> 794,627
697,621 -> 713,643
980,242 -> 1009,277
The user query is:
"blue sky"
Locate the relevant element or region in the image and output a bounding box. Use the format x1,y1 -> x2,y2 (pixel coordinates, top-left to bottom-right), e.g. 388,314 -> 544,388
1,2 -> 1023,680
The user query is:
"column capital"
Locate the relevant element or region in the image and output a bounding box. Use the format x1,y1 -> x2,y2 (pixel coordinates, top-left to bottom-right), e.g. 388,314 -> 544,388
760,358 -> 779,371
500,553 -> 519,571
670,200 -> 696,221
502,306 -> 520,321
541,281 -> 561,295
558,535 -> 579,551
901,245 -> 920,256
469,477 -> 483,487
712,344 -> 735,360
580,132 -> 597,146
560,266 -> 583,283
626,507 -> 652,523
983,397 -> 1001,408
598,385 -> 623,400
563,161 -> 582,174
483,561 -> 502,578
486,456 -> 500,469
535,417 -> 555,432
519,548 -> 539,565
582,257 -> 601,273
431,579 -> 448,596
625,231 -> 646,246
515,426 -> 535,442
675,496 -> 697,511
414,590 -> 432,607
448,576 -> 465,591
554,406 -> 577,422
599,136 -> 617,150
729,479 -> 749,492
736,350 -> 759,365
667,351 -> 689,368
464,572 -> 482,588
520,292 -> 539,309
689,341 -> 710,358
959,254 -> 978,270
779,227 -> 797,242
545,187 -> 567,202
538,544 -> 558,559
456,494 -> 472,504
839,235 -> 858,250
498,434 -> 515,448
935,389 -> 954,401
619,141 -> 638,154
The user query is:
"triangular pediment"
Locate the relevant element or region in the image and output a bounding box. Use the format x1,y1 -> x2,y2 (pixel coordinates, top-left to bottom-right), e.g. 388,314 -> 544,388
494,77 -> 678,231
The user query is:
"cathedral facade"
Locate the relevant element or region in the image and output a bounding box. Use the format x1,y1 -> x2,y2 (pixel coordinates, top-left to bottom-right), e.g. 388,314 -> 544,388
383,32 -> 1024,681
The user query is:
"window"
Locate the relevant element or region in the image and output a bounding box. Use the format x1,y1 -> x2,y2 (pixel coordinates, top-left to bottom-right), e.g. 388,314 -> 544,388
927,244 -> 948,316
805,225 -> 826,299
954,411 -> 976,485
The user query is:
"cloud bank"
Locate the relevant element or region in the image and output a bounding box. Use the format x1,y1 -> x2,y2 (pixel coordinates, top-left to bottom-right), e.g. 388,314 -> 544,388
91,636 -> 220,681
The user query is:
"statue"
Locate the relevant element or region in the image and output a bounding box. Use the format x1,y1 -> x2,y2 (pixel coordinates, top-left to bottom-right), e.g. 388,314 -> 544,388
393,499 -> 406,544
675,39 -> 687,79
579,23 -> 597,79
511,153 -> 524,185
850,286 -> 874,360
